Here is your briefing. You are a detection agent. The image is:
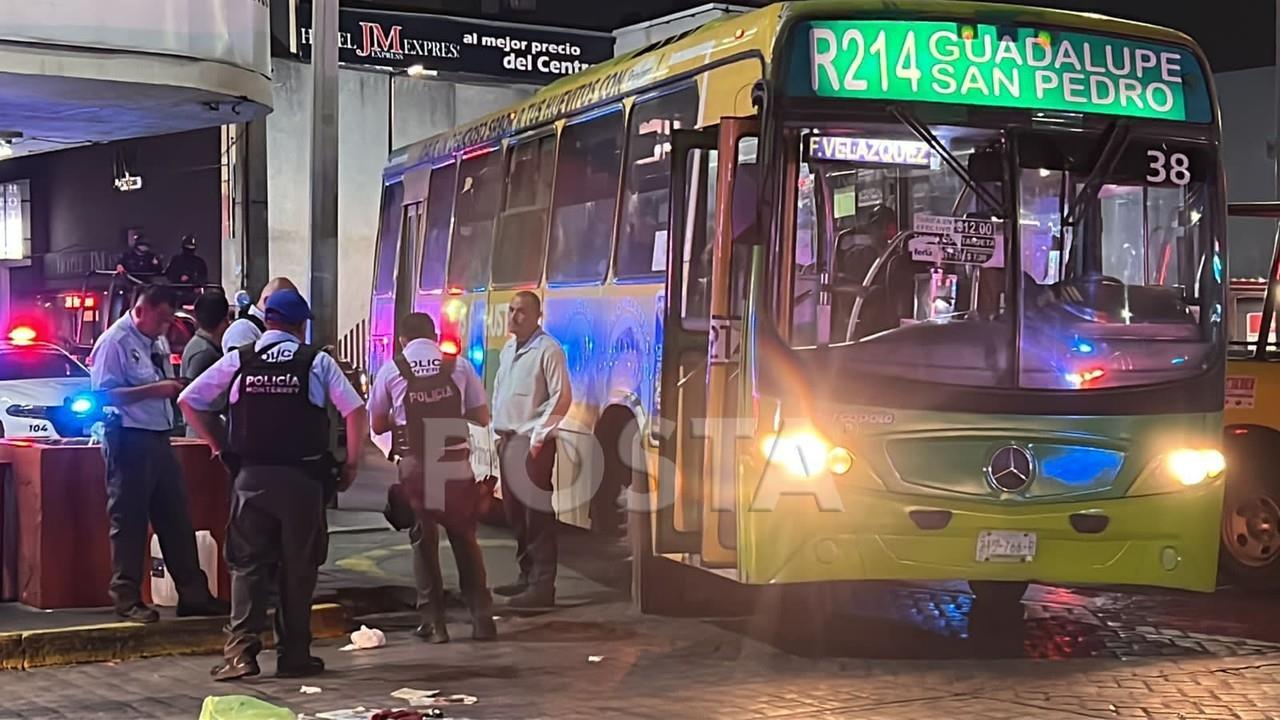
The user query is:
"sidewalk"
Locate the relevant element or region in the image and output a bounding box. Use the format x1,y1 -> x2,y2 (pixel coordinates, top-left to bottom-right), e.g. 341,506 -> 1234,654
0,449 -> 631,671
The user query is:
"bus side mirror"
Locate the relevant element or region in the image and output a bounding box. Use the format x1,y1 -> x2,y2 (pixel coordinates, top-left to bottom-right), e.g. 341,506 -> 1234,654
732,161 -> 761,245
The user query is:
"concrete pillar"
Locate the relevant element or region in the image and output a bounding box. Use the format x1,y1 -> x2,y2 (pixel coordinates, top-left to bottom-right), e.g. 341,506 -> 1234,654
244,119 -> 270,295
338,70 -> 391,336
309,0 -> 339,347
267,59 -> 314,299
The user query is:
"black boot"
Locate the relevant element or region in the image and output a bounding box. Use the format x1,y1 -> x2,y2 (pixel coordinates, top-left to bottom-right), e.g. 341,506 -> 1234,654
494,578 -> 528,597
276,656 -> 325,678
414,607 -> 449,644
471,606 -> 497,641
506,585 -> 555,609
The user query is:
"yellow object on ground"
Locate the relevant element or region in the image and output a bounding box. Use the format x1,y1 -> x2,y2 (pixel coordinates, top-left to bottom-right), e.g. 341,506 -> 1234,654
198,695 -> 296,720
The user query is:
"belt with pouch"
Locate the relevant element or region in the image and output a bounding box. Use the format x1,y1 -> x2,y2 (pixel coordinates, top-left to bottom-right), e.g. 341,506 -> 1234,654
222,451 -> 341,502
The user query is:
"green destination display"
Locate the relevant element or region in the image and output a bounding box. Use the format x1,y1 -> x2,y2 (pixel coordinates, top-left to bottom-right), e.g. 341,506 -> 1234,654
787,20 -> 1210,122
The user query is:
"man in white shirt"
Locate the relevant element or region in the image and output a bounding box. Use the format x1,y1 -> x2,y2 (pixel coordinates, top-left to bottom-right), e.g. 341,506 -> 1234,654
491,291 -> 571,608
222,276 -> 296,353
367,312 -> 497,642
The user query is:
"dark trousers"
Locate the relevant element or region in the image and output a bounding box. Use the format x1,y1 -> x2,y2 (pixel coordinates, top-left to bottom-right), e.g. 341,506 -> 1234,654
498,434 -> 557,589
402,455 -> 492,621
103,427 -> 211,610
224,466 -> 327,664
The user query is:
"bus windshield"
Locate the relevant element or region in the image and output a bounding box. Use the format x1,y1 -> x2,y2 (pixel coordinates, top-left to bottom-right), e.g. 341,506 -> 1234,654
791,122 -> 1220,391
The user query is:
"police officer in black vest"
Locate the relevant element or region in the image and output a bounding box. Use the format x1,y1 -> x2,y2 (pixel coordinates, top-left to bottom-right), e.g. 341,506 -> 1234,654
179,290 -> 367,681
368,313 -> 496,642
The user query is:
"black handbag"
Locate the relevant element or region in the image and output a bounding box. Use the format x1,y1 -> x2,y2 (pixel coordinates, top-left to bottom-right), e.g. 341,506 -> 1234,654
384,483 -> 416,531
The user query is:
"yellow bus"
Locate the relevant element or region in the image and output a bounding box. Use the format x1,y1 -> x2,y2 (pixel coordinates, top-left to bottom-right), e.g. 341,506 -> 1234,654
1223,202 -> 1280,589
371,0 -> 1229,612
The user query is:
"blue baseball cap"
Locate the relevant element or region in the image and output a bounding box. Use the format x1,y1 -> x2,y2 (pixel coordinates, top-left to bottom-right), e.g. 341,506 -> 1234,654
264,289 -> 313,325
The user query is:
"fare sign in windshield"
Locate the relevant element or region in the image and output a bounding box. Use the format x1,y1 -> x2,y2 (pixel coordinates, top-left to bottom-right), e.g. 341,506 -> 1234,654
788,20 -> 1210,122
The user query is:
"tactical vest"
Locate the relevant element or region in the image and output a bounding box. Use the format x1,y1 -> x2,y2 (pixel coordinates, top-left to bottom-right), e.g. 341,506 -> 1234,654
228,341 -> 329,465
392,352 -> 468,460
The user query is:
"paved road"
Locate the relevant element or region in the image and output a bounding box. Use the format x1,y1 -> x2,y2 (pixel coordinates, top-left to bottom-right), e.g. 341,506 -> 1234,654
4,584 -> 1280,719
5,452 -> 1280,718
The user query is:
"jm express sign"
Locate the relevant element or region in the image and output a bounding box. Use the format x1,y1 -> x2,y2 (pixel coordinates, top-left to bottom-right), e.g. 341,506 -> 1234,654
298,7 -> 614,84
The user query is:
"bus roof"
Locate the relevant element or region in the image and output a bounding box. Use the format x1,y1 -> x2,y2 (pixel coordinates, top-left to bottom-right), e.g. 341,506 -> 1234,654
386,0 -> 1205,176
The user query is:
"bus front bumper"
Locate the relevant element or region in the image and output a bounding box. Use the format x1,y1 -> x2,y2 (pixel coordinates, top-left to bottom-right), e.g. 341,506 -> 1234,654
745,482 -> 1224,592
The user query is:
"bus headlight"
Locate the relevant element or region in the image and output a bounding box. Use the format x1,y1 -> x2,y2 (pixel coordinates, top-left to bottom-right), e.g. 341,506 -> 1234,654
759,431 -> 854,478
1165,448 -> 1226,487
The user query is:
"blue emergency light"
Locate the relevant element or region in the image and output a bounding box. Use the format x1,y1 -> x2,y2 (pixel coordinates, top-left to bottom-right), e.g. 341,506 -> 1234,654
68,393 -> 96,416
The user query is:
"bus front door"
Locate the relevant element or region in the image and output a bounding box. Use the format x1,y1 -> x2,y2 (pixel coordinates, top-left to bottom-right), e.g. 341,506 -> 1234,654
655,128 -> 717,556
654,118 -> 758,570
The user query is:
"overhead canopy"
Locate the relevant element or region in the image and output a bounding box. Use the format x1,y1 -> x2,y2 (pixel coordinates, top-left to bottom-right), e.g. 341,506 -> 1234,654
0,0 -> 272,158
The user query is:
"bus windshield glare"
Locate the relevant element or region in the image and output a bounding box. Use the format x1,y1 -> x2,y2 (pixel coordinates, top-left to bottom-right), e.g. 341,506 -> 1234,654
792,120 -> 1219,391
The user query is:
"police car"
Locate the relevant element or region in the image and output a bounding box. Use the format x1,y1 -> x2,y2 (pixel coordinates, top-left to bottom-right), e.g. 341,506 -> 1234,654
0,326 -> 99,439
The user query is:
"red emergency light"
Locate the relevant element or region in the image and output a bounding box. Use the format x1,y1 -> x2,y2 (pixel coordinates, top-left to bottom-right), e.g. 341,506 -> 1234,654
439,339 -> 461,356
8,326 -> 37,345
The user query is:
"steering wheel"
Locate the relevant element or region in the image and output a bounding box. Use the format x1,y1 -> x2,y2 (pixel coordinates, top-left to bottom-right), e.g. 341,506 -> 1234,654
1042,272 -> 1129,323
845,230 -> 919,342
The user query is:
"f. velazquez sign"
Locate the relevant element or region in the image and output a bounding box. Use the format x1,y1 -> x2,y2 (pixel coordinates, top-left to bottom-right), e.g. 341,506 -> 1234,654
298,7 -> 614,84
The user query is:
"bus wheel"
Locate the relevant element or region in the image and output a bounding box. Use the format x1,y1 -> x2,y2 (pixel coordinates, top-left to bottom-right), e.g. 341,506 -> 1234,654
1220,466 -> 1280,590
968,581 -> 1028,612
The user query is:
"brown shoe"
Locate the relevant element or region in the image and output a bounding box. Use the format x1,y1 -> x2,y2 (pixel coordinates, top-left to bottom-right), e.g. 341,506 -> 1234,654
211,655 -> 260,682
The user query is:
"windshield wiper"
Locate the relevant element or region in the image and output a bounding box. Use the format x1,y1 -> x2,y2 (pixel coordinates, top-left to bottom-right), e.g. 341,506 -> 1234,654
1062,119 -> 1131,226
889,105 -> 1004,215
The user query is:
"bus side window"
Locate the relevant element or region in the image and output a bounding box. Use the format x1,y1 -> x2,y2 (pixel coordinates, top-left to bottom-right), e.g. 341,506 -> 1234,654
682,147 -> 715,326
447,147 -> 504,293
492,133 -> 557,288
372,181 -> 405,301
547,108 -> 625,286
615,84 -> 701,282
418,163 -> 458,294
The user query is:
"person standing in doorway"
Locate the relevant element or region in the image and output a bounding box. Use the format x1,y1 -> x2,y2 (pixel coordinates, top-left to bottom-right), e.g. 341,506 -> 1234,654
89,284 -> 228,623
222,277 -> 297,353
368,312 -> 496,642
180,289 -> 366,681
492,291 -> 571,609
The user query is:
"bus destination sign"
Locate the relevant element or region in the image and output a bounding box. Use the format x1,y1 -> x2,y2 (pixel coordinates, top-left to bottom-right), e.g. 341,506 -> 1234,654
807,135 -> 937,166
789,20 -> 1210,122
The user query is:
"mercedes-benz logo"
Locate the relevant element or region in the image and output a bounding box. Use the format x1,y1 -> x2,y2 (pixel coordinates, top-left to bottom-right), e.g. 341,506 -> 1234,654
987,445 -> 1034,493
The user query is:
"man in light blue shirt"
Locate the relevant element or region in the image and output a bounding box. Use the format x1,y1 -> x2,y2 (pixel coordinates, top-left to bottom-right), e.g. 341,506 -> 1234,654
180,289 -> 366,681
89,284 -> 228,624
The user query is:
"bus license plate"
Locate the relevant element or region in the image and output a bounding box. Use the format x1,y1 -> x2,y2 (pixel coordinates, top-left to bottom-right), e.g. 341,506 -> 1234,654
976,531 -> 1037,562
